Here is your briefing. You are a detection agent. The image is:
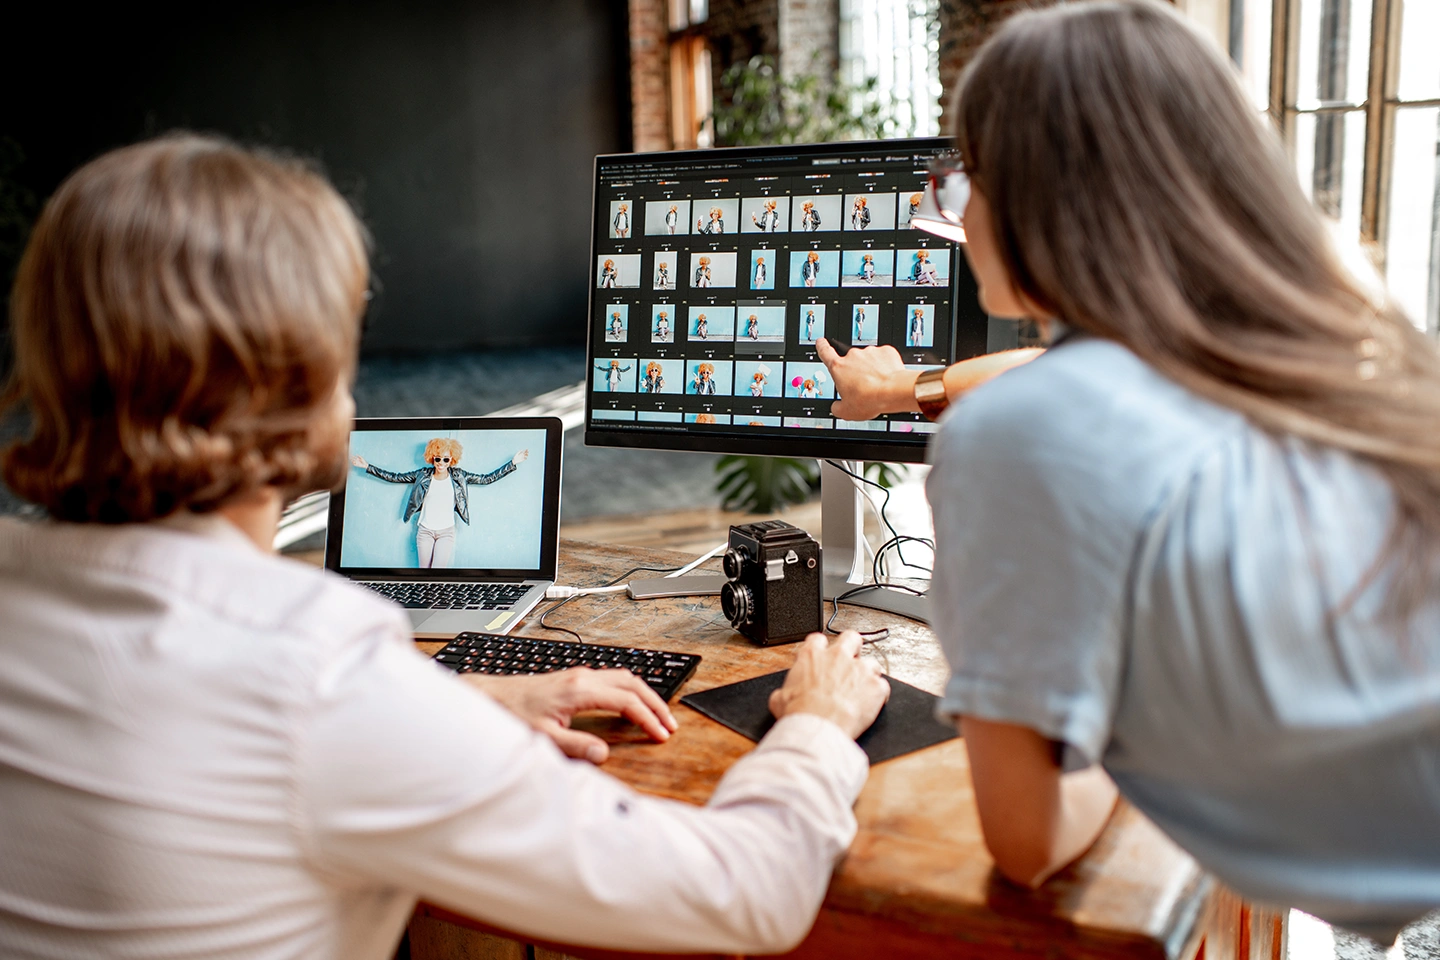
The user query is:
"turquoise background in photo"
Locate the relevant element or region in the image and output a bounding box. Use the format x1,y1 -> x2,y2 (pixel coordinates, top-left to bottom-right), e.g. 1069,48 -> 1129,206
603,303 -> 629,340
785,361 -> 835,398
841,249 -> 895,284
906,303 -> 936,347
341,428 -> 547,570
593,359 -> 637,392
686,359 -> 734,395
788,250 -> 840,287
734,360 -> 782,397
738,305 -> 786,339
797,304 -> 826,342
749,251 -> 776,289
688,305 -> 735,338
897,248 -> 952,284
638,358 -> 683,394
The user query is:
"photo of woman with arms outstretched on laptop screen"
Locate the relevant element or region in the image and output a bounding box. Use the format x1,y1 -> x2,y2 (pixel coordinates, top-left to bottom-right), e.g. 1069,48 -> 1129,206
816,0 -> 1440,946
349,438 -> 527,568
0,134 -> 890,960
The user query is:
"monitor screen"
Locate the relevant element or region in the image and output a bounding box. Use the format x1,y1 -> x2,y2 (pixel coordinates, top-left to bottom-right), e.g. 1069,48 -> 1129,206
325,418 -> 563,579
584,138 -> 990,464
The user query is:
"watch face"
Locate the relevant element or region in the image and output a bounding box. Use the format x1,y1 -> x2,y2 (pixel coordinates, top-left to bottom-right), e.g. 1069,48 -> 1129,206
915,370 -> 949,421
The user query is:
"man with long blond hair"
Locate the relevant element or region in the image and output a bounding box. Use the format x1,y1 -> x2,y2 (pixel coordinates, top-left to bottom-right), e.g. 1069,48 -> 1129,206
0,134 -> 888,959
350,437 -> 527,568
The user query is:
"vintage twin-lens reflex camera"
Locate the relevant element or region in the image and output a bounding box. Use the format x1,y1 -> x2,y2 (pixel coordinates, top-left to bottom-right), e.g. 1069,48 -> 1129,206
719,520 -> 823,646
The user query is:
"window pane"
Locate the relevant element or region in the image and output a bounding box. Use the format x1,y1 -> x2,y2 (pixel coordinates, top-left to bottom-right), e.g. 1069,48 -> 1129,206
838,0 -> 942,137
1294,0 -> 1372,107
1229,0 -> 1274,111
690,0 -> 709,25
1295,110 -> 1368,235
1385,106 -> 1440,332
1395,0 -> 1440,102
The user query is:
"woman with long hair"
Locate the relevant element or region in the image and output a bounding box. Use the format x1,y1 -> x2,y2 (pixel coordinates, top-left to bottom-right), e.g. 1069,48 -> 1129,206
819,0 -> 1440,943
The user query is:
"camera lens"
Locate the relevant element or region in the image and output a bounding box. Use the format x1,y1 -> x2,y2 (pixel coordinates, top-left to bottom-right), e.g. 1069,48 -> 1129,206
720,582 -> 752,626
722,548 -> 745,580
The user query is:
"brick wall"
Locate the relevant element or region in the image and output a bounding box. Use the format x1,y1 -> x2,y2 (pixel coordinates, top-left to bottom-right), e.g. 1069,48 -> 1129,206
778,0 -> 840,82
705,0 -> 782,96
937,0 -> 1061,133
629,0 -> 672,152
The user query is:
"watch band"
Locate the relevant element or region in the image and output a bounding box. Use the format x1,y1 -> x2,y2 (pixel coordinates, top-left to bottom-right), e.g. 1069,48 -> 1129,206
914,367 -> 950,422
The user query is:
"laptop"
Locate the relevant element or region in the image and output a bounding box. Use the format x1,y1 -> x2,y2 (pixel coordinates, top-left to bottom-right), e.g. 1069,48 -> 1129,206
325,416 -> 564,638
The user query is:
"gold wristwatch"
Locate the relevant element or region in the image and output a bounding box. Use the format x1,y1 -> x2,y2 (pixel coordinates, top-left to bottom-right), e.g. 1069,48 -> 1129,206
914,367 -> 949,421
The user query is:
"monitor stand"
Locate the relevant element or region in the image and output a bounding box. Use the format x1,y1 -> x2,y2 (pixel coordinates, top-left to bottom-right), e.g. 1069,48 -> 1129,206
819,459 -> 930,624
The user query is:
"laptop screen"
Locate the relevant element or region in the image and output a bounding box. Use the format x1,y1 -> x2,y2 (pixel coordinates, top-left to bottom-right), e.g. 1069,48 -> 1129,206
326,418 -> 562,580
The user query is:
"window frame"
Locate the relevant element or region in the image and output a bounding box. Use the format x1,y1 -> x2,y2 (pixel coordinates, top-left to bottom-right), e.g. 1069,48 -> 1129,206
1268,0 -> 1440,266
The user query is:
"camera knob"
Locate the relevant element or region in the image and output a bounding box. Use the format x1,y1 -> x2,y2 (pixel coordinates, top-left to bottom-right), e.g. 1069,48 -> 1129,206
722,548 -> 746,580
720,581 -> 753,627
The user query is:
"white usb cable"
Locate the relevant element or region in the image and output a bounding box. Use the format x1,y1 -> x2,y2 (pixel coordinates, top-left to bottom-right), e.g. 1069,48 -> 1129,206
544,541 -> 727,600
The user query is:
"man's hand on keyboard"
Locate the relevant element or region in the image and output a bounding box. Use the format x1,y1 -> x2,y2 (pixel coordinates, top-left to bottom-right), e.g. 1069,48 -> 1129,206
466,668 -> 679,765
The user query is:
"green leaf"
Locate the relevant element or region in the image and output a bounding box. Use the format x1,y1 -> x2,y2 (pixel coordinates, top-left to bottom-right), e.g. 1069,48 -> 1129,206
714,455 -> 819,514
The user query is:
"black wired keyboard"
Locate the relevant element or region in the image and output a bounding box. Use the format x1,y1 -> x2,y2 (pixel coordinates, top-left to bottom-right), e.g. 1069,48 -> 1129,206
360,581 -> 530,611
432,632 -> 702,701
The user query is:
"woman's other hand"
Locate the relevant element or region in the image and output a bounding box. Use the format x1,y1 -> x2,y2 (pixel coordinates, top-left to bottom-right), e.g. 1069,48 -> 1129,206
350,454 -> 368,469
815,339 -> 917,422
512,449 -> 529,465
769,631 -> 890,739
467,668 -> 678,764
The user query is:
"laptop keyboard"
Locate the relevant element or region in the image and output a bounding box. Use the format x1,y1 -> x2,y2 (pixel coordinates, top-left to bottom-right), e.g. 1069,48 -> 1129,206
432,632 -> 702,701
360,581 -> 530,611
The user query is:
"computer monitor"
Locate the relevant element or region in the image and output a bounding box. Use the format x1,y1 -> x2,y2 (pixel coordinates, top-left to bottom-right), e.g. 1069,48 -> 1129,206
584,138 -> 996,620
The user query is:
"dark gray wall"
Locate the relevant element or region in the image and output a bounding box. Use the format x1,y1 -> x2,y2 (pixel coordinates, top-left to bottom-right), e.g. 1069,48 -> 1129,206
0,1 -> 629,354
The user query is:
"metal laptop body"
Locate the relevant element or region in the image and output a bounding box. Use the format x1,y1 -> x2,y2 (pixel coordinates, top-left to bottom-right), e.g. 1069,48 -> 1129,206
324,416 -> 563,638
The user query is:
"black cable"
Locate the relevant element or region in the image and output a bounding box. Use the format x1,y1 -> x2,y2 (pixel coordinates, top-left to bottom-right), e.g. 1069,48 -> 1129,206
824,460 -> 935,577
534,564 -> 688,644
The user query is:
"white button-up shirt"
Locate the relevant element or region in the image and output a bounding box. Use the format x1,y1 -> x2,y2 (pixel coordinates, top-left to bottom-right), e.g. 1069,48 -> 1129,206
0,516 -> 868,960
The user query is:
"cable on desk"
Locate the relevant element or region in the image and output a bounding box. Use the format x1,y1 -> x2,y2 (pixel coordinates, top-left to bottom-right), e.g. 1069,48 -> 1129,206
535,564 -> 682,643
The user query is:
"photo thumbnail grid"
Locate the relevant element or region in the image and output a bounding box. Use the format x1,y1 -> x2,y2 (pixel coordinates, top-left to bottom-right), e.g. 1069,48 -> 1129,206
592,159 -> 964,435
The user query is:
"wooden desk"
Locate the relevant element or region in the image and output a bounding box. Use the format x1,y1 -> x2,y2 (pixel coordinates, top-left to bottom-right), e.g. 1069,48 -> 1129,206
409,539 -> 1282,960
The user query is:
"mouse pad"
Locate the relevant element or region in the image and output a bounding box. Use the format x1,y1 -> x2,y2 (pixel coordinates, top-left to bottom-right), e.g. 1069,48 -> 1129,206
680,670 -> 959,764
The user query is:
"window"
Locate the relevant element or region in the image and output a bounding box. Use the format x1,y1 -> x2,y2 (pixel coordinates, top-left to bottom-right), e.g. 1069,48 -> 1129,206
1237,0 -> 1440,333
838,0 -> 943,137
669,0 -> 713,149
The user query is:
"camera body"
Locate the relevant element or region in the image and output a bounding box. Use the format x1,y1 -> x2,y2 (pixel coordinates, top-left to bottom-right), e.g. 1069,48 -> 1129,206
720,520 -> 822,645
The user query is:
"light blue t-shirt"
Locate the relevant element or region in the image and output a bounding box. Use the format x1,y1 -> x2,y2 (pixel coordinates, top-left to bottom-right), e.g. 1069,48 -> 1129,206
927,335 -> 1440,943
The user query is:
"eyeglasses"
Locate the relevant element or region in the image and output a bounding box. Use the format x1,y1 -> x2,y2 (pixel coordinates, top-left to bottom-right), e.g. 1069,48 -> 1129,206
433,456 -> 452,464
911,153 -> 971,244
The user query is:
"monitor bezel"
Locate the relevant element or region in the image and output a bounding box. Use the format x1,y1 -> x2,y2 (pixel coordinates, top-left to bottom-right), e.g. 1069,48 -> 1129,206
325,416 -> 564,581
583,137 -> 979,466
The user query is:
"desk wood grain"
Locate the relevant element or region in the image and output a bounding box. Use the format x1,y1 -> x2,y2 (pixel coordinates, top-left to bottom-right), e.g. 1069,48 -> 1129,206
412,539 -> 1212,960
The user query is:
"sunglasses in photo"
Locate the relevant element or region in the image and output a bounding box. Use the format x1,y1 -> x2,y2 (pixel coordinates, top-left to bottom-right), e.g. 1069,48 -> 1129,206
911,153 -> 970,244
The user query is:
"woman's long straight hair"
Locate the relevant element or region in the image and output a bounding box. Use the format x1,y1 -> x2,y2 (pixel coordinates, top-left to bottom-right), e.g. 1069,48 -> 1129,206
954,0 -> 1440,611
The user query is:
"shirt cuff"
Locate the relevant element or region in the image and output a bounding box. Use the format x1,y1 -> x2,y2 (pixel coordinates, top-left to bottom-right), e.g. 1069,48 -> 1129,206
756,713 -> 869,800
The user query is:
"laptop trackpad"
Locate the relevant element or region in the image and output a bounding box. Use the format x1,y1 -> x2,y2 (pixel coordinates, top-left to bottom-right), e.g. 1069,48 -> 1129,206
406,610 -> 432,629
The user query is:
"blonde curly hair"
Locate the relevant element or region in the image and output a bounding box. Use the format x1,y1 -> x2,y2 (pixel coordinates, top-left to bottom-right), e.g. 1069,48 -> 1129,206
423,438 -> 464,467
